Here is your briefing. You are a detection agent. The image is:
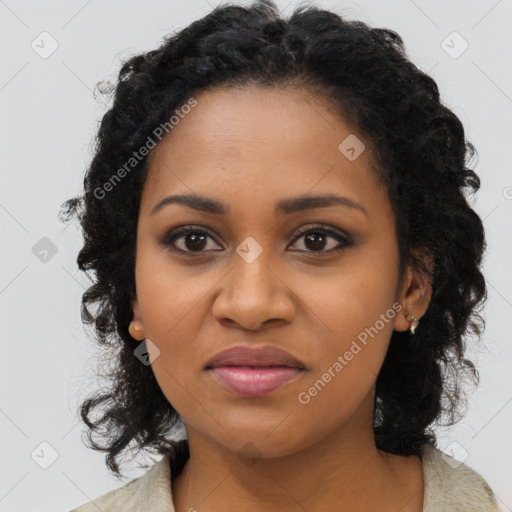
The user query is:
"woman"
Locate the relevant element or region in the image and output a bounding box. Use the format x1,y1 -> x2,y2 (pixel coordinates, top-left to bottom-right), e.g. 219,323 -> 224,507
62,1 -> 500,510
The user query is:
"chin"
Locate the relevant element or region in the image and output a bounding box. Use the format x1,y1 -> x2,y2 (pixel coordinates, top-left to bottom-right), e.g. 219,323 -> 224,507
204,422 -> 315,461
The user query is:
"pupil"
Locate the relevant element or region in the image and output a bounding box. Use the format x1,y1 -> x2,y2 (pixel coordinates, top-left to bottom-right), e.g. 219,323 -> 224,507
186,232 -> 207,251
306,232 -> 326,251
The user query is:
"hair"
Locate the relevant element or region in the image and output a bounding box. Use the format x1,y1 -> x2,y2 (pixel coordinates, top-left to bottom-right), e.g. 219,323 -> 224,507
60,0 -> 487,479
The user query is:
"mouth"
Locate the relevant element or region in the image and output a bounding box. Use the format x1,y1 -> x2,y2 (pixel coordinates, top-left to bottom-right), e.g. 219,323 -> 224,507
205,344 -> 306,370
207,365 -> 305,397
204,344 -> 307,397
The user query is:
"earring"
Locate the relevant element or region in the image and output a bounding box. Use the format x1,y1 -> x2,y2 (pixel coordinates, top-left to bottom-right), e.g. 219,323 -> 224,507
129,321 -> 145,340
404,309 -> 420,335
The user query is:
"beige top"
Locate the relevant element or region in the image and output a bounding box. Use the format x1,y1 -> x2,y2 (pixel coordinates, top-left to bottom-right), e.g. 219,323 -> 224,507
69,443 -> 500,511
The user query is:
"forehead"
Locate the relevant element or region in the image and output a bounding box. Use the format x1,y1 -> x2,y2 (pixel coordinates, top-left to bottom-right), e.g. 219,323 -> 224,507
141,85 -> 386,216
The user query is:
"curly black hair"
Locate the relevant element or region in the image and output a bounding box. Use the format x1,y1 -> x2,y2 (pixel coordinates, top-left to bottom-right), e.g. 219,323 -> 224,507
60,0 -> 487,479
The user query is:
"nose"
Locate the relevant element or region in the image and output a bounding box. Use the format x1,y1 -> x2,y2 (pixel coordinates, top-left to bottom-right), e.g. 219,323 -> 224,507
212,249 -> 296,331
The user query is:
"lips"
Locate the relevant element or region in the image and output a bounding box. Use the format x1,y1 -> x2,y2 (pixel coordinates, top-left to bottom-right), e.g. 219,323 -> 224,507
205,344 -> 306,397
209,366 -> 304,397
204,344 -> 306,370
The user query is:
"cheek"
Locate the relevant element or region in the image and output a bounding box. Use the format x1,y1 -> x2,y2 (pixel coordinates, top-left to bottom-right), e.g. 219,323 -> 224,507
138,279 -> 210,373
288,253 -> 398,408
135,248 -> 215,341
286,289 -> 396,450
134,253 -> 227,416
292,252 -> 398,346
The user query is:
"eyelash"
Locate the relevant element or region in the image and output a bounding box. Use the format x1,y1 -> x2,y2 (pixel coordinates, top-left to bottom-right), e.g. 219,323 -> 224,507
160,224 -> 353,256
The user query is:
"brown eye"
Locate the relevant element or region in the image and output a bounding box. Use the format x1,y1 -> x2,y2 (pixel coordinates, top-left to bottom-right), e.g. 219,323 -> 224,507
288,226 -> 353,254
180,231 -> 208,251
161,226 -> 222,253
161,224 -> 353,256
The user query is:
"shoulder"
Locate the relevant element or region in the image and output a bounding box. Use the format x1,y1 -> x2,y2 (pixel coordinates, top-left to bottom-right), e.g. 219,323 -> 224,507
69,476 -> 141,512
68,455 -> 174,512
421,443 -> 500,512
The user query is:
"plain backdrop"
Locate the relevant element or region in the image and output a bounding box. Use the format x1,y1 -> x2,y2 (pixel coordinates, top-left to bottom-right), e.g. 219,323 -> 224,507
0,0 -> 511,510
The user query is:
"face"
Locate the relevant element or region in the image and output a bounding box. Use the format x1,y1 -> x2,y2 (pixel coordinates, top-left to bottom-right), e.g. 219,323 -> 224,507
131,85 -> 425,458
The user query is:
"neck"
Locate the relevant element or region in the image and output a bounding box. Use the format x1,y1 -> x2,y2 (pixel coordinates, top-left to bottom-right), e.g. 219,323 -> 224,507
171,418 -> 423,512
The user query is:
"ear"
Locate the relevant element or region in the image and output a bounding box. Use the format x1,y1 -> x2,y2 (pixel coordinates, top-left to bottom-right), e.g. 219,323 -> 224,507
129,297 -> 145,341
394,249 -> 433,333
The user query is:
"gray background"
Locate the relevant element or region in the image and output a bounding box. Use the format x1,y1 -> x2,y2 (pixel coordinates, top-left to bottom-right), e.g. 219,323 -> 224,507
0,0 -> 511,510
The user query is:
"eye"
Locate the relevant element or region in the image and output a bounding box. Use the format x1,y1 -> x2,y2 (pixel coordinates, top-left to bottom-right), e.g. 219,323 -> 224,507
160,226 -> 222,253
288,224 -> 353,254
160,223 -> 353,255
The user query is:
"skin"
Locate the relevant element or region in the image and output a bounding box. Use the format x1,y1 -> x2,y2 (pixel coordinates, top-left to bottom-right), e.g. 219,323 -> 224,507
130,85 -> 432,512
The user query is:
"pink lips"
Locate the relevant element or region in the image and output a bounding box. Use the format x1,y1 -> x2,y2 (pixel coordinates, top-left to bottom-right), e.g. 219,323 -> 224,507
209,366 -> 304,396
205,345 -> 306,397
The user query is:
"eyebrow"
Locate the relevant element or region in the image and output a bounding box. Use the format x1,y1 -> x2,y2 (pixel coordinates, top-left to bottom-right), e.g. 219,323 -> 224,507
150,193 -> 369,219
